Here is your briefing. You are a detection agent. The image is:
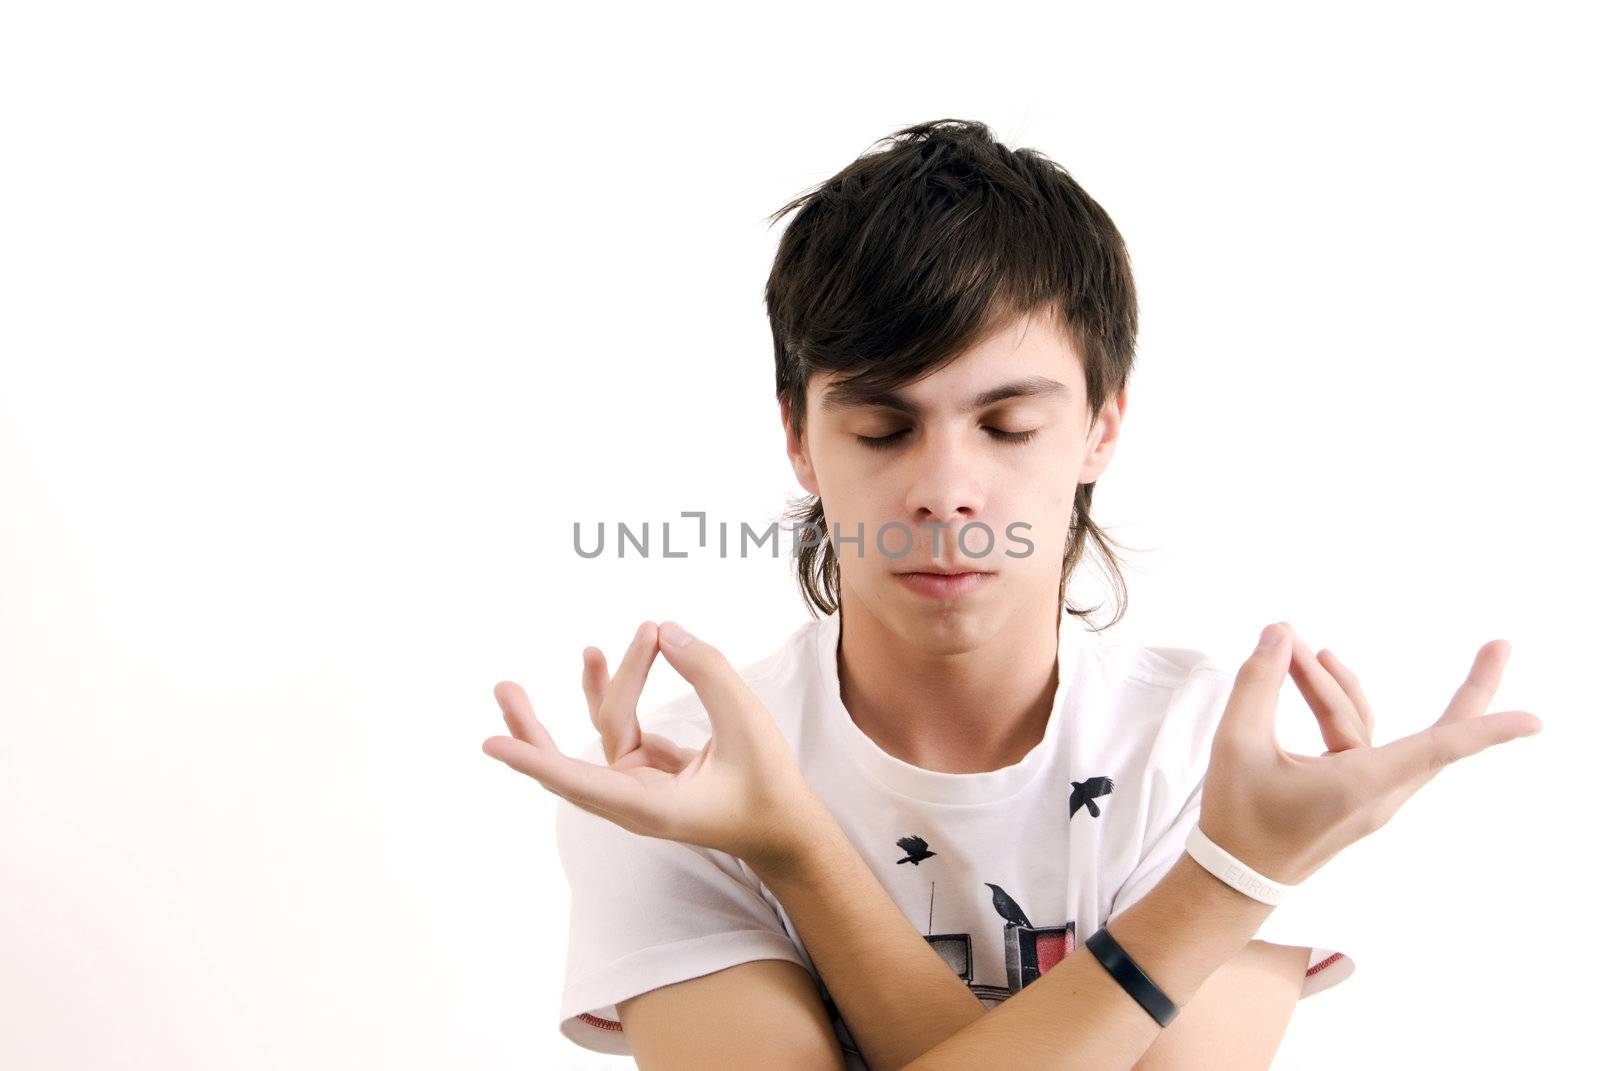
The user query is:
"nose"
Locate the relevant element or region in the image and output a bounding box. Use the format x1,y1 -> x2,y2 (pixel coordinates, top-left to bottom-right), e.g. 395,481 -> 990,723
902,428 -> 986,536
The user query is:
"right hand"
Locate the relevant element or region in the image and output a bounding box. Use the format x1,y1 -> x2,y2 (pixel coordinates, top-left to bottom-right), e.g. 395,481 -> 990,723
1199,622 -> 1542,887
481,619 -> 827,875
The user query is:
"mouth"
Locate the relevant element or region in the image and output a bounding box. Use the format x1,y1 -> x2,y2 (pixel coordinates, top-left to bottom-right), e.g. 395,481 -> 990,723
893,561 -> 996,576
892,569 -> 995,598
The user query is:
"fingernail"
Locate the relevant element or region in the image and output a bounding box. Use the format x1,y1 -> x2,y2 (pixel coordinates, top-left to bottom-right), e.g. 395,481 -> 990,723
660,621 -> 693,647
1258,624 -> 1281,650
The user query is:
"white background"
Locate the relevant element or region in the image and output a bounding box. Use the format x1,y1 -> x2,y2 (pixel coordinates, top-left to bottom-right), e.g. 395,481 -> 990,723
3,2 -> 1595,1068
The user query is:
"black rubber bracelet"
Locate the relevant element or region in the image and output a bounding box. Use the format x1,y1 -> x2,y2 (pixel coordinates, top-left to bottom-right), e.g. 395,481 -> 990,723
1085,926 -> 1179,1027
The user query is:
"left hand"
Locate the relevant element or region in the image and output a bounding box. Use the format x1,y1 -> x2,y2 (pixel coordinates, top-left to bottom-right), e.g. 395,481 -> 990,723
481,619 -> 826,873
1197,620 -> 1540,887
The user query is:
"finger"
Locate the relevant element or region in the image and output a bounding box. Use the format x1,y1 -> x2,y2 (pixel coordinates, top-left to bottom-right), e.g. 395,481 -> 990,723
1374,707 -> 1542,791
582,646 -> 610,727
597,622 -> 655,763
614,731 -> 700,776
481,734 -> 663,830
1279,622 -> 1369,752
1215,623 -> 1293,755
480,730 -> 643,832
653,620 -> 768,755
494,681 -> 557,751
483,735 -> 647,831
1434,640 -> 1512,728
1316,648 -> 1375,739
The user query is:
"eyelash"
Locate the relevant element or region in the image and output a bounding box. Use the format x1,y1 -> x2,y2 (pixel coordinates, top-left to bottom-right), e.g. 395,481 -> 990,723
855,427 -> 1039,450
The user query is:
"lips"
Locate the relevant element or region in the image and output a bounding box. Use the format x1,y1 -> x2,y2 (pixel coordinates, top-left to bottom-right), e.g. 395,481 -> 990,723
893,565 -> 994,576
893,570 -> 995,598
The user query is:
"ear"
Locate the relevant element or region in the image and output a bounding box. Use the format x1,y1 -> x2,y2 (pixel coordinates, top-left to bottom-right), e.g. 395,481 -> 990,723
1078,385 -> 1128,484
779,394 -> 821,496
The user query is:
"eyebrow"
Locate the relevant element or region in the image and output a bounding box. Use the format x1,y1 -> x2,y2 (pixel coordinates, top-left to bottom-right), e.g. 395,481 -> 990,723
820,374 -> 1069,414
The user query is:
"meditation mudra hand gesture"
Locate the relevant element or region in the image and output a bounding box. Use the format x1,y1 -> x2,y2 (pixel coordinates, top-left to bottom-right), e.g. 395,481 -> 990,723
481,620 -> 1542,889
484,620 -> 826,875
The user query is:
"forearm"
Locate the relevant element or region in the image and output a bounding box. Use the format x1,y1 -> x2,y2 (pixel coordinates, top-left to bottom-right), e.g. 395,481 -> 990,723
901,851 -> 1275,1070
756,801 -> 1274,1071
754,805 -> 985,1071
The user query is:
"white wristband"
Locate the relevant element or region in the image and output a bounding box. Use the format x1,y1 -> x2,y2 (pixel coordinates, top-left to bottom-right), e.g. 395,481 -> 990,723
1184,825 -> 1293,906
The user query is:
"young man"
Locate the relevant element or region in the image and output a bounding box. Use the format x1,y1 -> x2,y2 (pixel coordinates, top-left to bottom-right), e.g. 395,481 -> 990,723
483,120 -> 1540,1068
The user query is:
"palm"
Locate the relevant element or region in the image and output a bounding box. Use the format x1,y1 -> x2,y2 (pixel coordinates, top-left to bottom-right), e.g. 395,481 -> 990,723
610,732 -> 733,806
611,730 -> 695,780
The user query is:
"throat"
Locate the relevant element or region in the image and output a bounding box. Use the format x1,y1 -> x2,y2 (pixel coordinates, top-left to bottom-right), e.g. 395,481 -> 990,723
836,613 -> 1062,774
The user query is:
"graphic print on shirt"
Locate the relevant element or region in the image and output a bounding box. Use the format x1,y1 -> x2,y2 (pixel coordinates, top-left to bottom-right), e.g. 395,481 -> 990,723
984,882 -> 1076,994
1069,774 -> 1114,819
894,835 -> 937,865
818,838 -> 1081,1064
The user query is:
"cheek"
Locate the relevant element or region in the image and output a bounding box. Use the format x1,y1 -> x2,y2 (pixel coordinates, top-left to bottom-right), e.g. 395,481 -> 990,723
1048,448 -> 1085,511
1019,452 -> 1078,515
811,451 -> 884,515
1013,481 -> 1077,570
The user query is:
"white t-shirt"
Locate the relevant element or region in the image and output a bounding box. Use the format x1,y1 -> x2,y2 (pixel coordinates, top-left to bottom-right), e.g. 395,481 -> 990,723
555,610 -> 1355,1063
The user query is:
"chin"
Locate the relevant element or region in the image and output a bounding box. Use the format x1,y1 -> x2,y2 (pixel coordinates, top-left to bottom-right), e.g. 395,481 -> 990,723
886,585 -> 999,643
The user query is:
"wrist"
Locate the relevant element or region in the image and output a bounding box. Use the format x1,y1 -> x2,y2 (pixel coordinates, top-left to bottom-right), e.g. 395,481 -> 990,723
745,787 -> 847,885
1105,851 -> 1277,1006
745,794 -> 851,883
1169,846 -> 1281,924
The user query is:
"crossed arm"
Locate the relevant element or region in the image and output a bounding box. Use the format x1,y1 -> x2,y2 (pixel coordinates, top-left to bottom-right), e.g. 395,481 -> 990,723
619,801 -> 1307,1070
486,619 -> 1538,1068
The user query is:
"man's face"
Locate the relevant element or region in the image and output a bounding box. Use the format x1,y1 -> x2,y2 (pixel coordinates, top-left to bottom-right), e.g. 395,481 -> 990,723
784,304 -> 1126,651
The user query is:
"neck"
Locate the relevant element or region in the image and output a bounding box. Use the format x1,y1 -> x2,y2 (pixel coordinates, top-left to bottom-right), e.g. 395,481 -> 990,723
834,586 -> 1062,774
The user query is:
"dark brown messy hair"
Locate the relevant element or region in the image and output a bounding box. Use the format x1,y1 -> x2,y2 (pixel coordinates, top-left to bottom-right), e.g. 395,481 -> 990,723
763,118 -> 1142,631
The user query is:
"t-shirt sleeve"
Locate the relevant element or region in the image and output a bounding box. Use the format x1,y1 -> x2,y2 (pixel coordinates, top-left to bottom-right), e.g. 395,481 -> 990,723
1104,661 -> 1355,999
553,740 -> 810,1055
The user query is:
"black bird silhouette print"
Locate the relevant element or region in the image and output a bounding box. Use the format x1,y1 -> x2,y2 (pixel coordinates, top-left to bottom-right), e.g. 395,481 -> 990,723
1069,775 -> 1115,819
983,882 -> 1076,995
895,835 -> 937,865
984,882 -> 1033,928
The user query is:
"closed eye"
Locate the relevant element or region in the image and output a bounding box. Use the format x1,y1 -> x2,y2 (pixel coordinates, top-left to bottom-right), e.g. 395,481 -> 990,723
855,427 -> 1039,450
855,429 -> 911,450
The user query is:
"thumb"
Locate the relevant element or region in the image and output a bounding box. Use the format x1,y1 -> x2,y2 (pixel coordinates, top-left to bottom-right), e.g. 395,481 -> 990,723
1216,623 -> 1293,755
655,620 -> 765,752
